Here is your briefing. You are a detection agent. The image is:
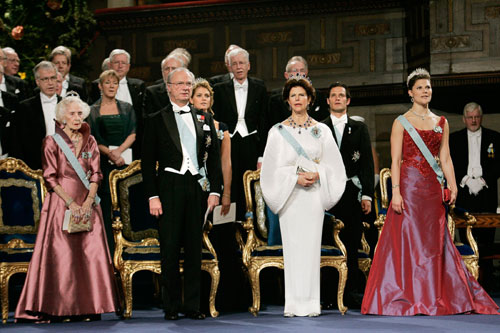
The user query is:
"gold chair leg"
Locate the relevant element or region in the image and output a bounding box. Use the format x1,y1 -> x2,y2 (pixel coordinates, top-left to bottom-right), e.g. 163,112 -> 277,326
0,269 -> 8,324
121,269 -> 134,319
247,266 -> 261,316
337,262 -> 348,315
207,265 -> 220,318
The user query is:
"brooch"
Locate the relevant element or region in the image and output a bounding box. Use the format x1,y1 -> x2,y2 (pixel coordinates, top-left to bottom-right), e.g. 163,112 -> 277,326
433,126 -> 443,133
81,152 -> 92,159
86,170 -> 92,180
198,176 -> 210,192
202,124 -> 211,131
196,114 -> 205,122
217,129 -> 224,140
205,135 -> 212,147
352,151 -> 360,162
313,157 -> 321,164
488,143 -> 495,158
311,126 -> 322,139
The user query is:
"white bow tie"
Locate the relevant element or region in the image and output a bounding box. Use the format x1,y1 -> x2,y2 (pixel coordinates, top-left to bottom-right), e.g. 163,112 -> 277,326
234,84 -> 247,91
119,79 -> 127,85
173,104 -> 190,113
468,131 -> 481,138
41,95 -> 57,104
333,115 -> 347,126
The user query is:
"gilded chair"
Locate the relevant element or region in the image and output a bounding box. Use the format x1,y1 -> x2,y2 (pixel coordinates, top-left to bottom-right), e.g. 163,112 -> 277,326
0,158 -> 46,323
358,222 -> 371,280
239,169 -> 348,316
109,160 -> 220,318
376,168 -> 479,279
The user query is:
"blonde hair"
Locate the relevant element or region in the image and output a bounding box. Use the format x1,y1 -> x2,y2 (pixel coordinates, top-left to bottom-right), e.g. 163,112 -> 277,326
99,69 -> 120,84
191,78 -> 214,114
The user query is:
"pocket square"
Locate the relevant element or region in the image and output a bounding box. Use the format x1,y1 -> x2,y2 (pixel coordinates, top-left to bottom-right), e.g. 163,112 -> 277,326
15,89 -> 20,94
6,121 -> 10,127
202,124 -> 210,131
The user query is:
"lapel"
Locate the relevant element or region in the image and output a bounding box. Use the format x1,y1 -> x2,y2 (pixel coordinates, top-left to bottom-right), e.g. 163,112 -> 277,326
191,107 -> 204,155
480,127 -> 489,164
339,118 -> 353,153
224,80 -> 238,116
33,95 -> 46,136
160,105 -> 182,154
126,78 -> 138,107
244,79 -> 256,115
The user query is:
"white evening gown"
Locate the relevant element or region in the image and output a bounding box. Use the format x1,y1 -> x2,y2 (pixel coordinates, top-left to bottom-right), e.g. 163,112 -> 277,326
261,123 -> 346,316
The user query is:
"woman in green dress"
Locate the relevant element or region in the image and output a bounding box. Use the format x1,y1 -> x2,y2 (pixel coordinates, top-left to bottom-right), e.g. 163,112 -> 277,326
87,69 -> 136,254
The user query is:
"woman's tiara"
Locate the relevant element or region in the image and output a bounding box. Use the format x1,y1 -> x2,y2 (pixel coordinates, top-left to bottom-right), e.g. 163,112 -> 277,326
286,73 -> 312,84
406,68 -> 430,87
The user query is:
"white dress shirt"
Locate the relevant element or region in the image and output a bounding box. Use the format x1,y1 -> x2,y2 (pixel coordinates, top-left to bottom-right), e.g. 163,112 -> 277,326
0,75 -> 6,93
0,91 -> 3,107
330,113 -> 347,144
461,128 -> 488,195
232,78 -> 255,138
115,77 -> 133,105
164,103 -> 199,176
62,74 -> 70,97
41,92 -> 58,136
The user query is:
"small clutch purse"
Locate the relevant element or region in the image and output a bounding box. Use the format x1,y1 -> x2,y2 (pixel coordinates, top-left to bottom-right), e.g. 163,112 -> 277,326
63,209 -> 93,233
442,187 -> 451,204
295,155 -> 317,174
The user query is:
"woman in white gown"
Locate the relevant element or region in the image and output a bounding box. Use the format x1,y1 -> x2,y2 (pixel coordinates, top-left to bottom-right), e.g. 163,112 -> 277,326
261,76 -> 346,317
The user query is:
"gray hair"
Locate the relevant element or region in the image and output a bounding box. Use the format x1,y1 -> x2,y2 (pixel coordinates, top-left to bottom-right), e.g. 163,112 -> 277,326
2,47 -> 16,55
49,45 -> 71,63
167,67 -> 195,84
169,48 -> 191,65
101,58 -> 110,71
55,96 -> 91,122
109,49 -> 131,64
33,61 -> 57,79
285,56 -> 308,73
463,102 -> 483,117
227,48 -> 249,65
224,44 -> 241,64
161,54 -> 185,70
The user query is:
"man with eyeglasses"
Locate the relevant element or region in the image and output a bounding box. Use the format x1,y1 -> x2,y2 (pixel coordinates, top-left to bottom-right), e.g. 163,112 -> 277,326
49,46 -> 88,101
450,102 -> 500,290
142,67 -> 222,320
0,47 -> 30,101
2,47 -> 20,77
15,61 -> 62,170
90,49 -> 145,158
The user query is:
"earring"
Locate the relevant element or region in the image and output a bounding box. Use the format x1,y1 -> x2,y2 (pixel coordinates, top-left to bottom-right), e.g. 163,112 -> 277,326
63,120 -> 67,125
411,97 -> 414,103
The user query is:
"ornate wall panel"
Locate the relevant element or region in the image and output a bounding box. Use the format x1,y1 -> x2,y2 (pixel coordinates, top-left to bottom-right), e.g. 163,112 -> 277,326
430,0 -> 500,74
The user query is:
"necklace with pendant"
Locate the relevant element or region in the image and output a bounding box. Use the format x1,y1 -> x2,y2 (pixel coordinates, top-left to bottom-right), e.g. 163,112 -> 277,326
71,134 -> 80,146
410,109 -> 429,120
288,116 -> 312,134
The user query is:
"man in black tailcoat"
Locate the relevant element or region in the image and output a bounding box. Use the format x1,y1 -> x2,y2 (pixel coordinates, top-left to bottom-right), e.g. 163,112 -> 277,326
142,68 -> 222,320
15,61 -> 61,170
322,82 -> 374,308
450,102 -> 500,290
212,47 -> 268,221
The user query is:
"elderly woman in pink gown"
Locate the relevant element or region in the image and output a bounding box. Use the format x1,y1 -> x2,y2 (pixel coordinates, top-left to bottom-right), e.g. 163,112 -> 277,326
15,95 -> 118,322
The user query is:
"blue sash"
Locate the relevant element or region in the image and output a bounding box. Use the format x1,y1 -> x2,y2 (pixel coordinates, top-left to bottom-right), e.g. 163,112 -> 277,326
397,115 -> 444,184
274,124 -> 311,161
52,133 -> 101,205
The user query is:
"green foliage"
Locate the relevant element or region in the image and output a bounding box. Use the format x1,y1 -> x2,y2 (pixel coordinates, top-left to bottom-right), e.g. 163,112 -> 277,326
0,0 -> 97,81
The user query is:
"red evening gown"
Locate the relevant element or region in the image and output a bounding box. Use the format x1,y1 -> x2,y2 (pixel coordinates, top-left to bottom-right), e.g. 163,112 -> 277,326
361,116 -> 499,316
15,123 -> 118,320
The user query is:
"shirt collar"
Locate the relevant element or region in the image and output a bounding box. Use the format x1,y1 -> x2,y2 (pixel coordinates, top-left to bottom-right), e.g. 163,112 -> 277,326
467,128 -> 482,138
233,78 -> 248,88
331,113 -> 348,126
119,77 -> 127,85
171,102 -> 190,113
40,92 -> 57,103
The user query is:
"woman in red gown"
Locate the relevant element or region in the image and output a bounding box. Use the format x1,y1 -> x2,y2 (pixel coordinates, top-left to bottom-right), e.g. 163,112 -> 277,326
15,95 -> 118,321
361,68 -> 499,316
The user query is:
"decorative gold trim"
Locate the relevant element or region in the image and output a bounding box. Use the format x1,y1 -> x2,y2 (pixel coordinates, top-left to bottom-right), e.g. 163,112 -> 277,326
1,262 -> 29,323
109,161 -> 220,318
241,169 -> 348,316
379,168 -> 391,209
0,179 -> 41,234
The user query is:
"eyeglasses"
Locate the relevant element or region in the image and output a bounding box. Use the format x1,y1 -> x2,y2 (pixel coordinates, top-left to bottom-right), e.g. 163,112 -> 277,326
7,58 -> 20,63
38,76 -> 57,83
111,61 -> 128,66
168,81 -> 193,88
465,116 -> 481,120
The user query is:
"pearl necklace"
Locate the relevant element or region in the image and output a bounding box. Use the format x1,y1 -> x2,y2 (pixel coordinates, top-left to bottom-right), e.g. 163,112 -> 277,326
409,109 -> 429,120
288,116 -> 312,134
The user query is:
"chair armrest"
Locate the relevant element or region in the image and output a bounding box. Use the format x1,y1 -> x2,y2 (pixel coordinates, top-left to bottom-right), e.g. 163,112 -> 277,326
360,222 -> 371,254
329,215 -> 347,257
202,220 -> 218,261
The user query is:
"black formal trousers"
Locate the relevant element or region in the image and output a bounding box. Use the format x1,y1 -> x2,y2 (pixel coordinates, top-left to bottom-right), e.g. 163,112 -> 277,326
230,132 -> 259,221
158,171 -> 205,313
323,181 -> 363,292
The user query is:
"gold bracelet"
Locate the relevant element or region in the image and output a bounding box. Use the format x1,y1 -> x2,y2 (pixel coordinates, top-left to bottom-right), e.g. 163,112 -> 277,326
392,184 -> 400,188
